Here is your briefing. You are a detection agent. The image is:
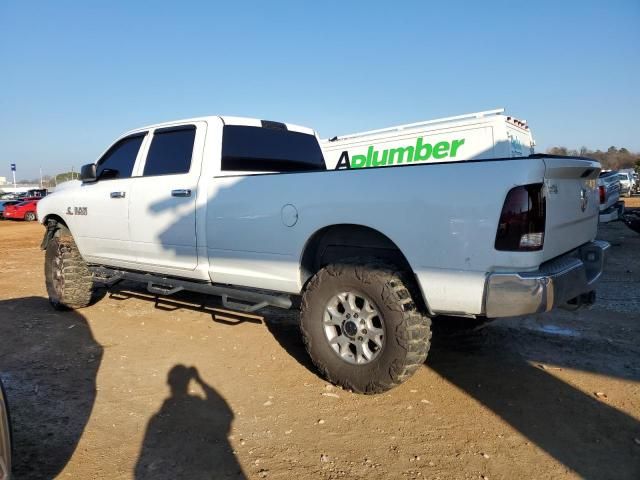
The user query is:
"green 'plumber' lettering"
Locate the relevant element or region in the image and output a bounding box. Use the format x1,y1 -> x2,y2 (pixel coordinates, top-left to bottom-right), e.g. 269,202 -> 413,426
335,137 -> 465,169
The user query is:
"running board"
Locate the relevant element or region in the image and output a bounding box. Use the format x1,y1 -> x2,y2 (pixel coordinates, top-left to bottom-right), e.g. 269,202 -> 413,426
90,267 -> 292,313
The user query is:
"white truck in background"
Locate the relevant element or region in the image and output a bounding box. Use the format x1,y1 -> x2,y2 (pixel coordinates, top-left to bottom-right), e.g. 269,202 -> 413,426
37,111 -> 608,394
617,170 -> 635,197
598,171 -> 623,223
321,108 -> 535,170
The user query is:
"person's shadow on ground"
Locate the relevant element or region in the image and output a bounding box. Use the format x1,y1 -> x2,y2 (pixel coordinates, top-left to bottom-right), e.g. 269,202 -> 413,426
134,365 -> 245,479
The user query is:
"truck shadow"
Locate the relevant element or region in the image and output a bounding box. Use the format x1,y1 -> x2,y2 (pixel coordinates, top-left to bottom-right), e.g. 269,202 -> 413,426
105,282 -> 263,326
105,283 -> 317,373
0,296 -> 102,479
100,284 -> 640,478
427,325 -> 640,479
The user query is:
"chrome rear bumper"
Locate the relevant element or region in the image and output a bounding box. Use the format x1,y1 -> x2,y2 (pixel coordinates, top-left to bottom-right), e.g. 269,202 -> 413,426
484,240 -> 609,318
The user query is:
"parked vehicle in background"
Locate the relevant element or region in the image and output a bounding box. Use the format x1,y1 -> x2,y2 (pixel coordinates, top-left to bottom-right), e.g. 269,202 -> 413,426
618,169 -> 638,194
598,171 -> 623,223
0,377 -> 11,480
0,201 -> 20,219
2,198 -> 40,221
0,190 -> 47,203
618,168 -> 637,194
37,112 -> 608,393
23,188 -> 48,198
617,172 -> 633,197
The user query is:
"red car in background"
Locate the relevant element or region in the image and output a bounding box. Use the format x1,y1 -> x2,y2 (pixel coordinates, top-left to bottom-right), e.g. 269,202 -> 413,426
2,197 -> 40,221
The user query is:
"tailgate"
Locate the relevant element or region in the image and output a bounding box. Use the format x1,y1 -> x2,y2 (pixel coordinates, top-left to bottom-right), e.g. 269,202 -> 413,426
542,157 -> 601,261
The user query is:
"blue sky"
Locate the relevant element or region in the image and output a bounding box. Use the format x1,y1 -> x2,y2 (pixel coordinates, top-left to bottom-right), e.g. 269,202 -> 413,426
1,0 -> 638,180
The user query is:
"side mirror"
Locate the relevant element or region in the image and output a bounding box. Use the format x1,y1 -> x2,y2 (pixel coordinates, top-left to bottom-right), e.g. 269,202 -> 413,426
80,163 -> 97,183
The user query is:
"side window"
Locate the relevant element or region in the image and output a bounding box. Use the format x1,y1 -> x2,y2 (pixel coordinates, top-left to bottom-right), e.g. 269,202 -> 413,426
96,134 -> 145,180
143,125 -> 196,176
221,126 -> 326,172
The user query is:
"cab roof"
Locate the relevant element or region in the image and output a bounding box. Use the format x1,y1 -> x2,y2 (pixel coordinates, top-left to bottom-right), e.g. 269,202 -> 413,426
123,115 -> 317,138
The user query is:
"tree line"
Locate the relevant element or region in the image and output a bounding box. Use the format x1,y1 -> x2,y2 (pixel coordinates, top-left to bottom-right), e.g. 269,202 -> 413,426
14,171 -> 79,187
546,146 -> 640,171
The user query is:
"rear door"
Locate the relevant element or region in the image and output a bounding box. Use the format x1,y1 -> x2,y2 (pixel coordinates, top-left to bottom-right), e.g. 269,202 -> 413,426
542,157 -> 601,260
128,122 -> 206,271
207,123 -> 326,291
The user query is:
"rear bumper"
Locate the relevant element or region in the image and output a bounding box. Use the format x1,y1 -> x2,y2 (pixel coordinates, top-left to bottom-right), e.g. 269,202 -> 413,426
484,240 -> 610,318
599,202 -> 624,223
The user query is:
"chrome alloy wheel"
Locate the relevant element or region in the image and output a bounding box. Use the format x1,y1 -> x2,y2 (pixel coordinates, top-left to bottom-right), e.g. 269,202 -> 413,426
323,292 -> 385,365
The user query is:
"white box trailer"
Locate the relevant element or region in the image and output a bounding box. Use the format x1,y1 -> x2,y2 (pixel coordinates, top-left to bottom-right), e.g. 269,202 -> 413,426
321,108 -> 536,170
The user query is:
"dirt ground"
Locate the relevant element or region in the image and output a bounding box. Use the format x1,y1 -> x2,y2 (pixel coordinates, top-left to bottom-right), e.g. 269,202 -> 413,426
1,199 -> 639,480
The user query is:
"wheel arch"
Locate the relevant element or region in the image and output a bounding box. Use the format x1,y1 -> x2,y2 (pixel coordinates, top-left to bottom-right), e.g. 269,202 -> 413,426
299,224 -> 431,314
42,214 -> 69,230
40,214 -> 71,250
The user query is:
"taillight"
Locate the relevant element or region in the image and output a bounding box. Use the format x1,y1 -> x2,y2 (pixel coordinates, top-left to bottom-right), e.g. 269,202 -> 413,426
599,186 -> 606,204
495,183 -> 546,251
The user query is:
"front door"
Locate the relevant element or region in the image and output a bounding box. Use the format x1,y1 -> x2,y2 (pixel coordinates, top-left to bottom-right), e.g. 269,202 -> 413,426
128,122 -> 205,272
72,133 -> 147,265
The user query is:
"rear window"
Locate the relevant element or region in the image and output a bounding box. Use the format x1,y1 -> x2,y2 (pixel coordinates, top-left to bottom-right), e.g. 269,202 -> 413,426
221,125 -> 325,172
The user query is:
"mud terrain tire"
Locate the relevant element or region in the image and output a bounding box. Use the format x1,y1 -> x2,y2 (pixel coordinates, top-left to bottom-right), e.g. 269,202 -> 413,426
45,227 -> 93,310
300,259 -> 431,394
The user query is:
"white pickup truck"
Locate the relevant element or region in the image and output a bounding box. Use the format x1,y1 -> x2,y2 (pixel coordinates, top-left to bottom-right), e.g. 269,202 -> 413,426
37,111 -> 609,393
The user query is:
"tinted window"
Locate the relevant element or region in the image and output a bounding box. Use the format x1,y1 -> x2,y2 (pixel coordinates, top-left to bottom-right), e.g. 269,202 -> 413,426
221,126 -> 325,172
96,134 -> 145,180
143,126 -> 196,176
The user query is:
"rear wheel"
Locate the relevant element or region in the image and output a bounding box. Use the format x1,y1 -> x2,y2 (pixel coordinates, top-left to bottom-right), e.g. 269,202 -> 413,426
300,258 -> 431,394
24,211 -> 36,221
45,227 -> 93,310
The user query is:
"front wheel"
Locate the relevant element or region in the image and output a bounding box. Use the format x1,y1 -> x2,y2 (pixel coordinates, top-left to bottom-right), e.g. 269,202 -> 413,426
24,211 -> 36,221
45,227 -> 94,310
300,259 -> 431,394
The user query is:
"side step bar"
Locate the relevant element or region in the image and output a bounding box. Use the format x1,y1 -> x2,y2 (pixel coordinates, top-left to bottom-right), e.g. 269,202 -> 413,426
90,267 -> 292,313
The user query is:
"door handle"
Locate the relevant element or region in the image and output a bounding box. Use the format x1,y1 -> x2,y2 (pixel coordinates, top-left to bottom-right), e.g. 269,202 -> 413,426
171,189 -> 192,197
110,191 -> 126,198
